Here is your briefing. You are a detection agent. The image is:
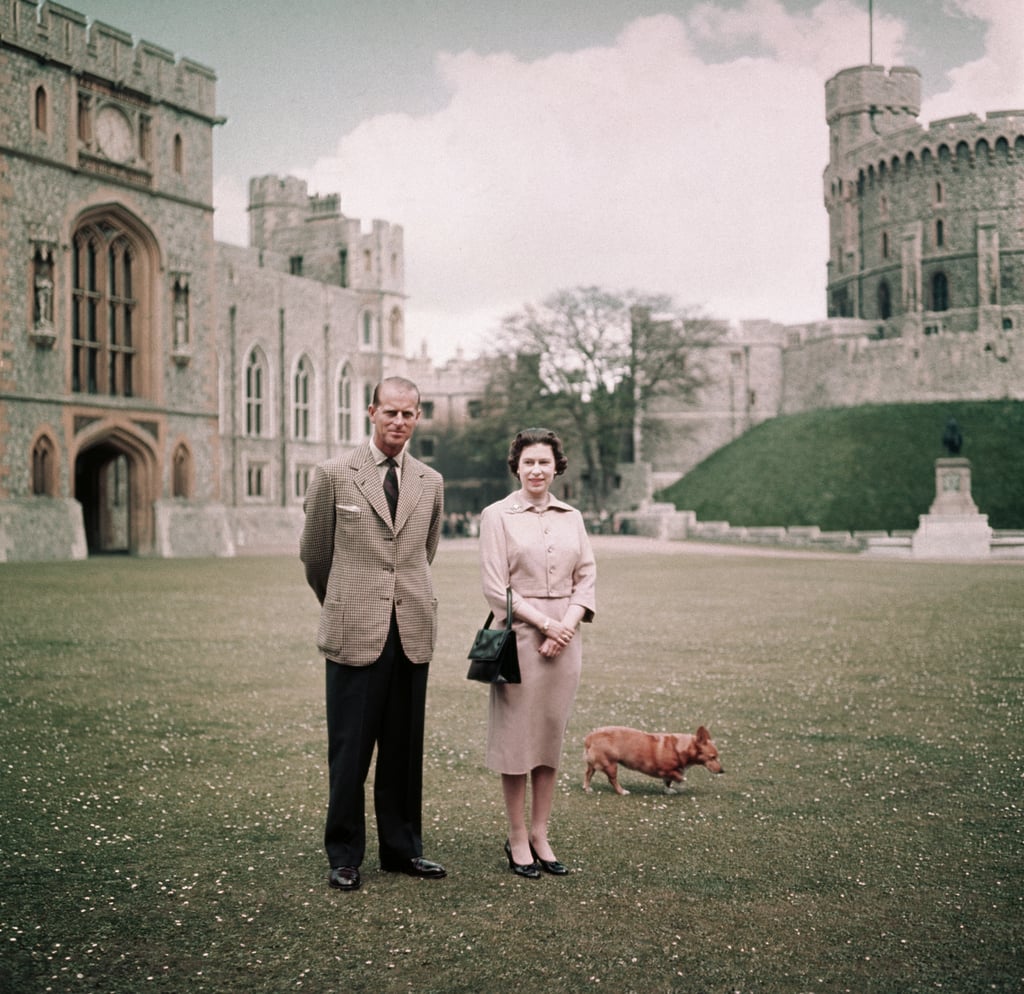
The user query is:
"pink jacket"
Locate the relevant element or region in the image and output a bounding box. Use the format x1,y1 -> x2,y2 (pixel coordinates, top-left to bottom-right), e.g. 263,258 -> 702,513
479,491 -> 596,623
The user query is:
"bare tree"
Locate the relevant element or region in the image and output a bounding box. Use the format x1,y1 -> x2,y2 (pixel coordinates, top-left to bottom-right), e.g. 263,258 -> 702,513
491,286 -> 721,512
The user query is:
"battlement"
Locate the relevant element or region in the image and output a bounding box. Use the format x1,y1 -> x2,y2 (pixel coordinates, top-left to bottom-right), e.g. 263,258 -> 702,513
0,0 -> 218,119
309,193 -> 341,218
826,65 -> 921,125
248,175 -> 310,209
834,109 -> 1024,181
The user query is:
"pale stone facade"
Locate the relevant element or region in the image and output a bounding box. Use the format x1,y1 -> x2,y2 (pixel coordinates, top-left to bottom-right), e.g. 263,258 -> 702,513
0,2 -> 451,559
0,0 -> 228,559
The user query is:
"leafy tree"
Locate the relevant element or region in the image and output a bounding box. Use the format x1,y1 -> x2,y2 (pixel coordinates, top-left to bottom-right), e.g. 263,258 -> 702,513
475,285 -> 721,512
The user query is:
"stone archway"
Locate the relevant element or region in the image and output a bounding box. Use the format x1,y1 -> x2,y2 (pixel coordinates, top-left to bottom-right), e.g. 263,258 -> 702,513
73,422 -> 159,555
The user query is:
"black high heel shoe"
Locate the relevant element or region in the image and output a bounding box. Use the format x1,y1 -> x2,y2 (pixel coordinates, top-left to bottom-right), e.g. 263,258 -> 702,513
529,841 -> 569,876
504,839 -> 540,879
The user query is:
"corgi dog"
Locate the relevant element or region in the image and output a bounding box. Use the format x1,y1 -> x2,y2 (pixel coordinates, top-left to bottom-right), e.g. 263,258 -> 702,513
583,725 -> 723,795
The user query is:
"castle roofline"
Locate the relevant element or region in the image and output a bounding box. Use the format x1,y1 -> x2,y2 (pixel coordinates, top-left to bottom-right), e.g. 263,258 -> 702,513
0,1 -> 219,119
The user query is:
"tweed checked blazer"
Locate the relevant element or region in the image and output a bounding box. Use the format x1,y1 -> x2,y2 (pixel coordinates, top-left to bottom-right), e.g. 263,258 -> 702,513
300,442 -> 444,666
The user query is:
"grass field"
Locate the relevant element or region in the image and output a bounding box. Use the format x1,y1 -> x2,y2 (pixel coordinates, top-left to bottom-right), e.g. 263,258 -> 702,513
1,539 -> 1021,994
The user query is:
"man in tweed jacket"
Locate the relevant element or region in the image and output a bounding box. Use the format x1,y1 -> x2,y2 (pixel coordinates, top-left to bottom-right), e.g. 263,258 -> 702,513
300,376 -> 446,891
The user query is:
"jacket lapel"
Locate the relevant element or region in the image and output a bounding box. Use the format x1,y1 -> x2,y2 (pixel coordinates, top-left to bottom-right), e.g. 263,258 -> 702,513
352,446 -> 424,532
353,447 -> 393,527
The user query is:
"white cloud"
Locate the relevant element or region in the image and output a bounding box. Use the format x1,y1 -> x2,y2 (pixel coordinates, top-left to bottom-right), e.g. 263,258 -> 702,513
687,0 -> 909,75
921,0 -> 1024,121
212,0 -> 1016,362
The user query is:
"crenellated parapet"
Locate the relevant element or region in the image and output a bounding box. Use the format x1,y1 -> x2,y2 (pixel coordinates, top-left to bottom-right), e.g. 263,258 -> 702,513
247,175 -> 405,296
826,110 -> 1024,209
0,0 -> 217,120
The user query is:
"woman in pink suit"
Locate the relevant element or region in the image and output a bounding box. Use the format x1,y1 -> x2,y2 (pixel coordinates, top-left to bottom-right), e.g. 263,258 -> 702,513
478,428 -> 596,878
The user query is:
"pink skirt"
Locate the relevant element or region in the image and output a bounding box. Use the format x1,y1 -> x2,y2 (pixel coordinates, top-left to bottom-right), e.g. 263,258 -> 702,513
485,594 -> 582,774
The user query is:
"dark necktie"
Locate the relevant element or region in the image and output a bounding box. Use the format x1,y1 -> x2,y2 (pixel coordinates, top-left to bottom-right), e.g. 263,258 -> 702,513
383,457 -> 399,522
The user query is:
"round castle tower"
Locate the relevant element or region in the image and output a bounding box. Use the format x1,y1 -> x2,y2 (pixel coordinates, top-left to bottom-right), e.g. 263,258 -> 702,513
823,65 -> 1024,336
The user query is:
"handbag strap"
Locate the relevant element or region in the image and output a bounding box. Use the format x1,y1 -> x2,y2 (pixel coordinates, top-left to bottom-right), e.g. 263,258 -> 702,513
503,587 -> 513,632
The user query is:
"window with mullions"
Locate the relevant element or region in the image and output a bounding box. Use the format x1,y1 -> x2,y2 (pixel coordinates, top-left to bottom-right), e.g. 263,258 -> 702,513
71,224 -> 139,397
293,355 -> 312,439
245,348 -> 267,436
337,364 -> 353,442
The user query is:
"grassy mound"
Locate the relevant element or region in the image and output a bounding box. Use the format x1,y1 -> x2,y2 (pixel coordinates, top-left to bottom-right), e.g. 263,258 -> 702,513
657,400 -> 1024,531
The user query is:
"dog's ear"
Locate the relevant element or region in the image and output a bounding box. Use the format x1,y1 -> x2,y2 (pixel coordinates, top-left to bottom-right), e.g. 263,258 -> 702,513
696,725 -> 710,742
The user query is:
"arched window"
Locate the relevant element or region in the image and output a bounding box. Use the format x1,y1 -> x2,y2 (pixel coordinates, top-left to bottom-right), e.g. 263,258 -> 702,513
362,310 -> 373,347
34,85 -> 47,133
877,281 -> 892,321
245,347 -> 267,437
172,442 -> 192,498
173,133 -> 184,174
31,433 -> 57,496
293,355 -> 312,440
932,272 -> 949,312
935,180 -> 943,204
337,363 -> 353,442
935,219 -> 944,248
881,231 -> 889,259
72,220 -> 143,397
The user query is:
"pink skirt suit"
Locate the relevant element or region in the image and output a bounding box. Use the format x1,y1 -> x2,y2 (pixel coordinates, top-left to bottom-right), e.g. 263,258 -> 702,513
479,492 -> 596,774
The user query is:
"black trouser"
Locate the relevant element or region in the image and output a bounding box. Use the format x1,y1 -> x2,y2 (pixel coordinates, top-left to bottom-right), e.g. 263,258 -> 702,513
324,616 -> 428,868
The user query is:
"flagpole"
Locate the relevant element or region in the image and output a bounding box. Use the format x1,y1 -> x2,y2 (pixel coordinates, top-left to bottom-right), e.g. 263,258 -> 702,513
869,0 -> 874,65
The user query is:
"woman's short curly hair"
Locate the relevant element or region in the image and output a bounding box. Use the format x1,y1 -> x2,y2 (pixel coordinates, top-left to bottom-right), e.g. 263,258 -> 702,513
507,427 -> 568,477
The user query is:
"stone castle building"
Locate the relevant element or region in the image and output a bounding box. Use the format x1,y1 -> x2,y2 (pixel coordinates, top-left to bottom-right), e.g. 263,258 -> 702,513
1,4 -> 1022,559
0,1 -> 476,559
641,64 -> 1024,492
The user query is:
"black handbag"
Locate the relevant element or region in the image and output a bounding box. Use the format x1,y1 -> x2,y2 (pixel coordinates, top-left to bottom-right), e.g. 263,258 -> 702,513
466,588 -> 521,684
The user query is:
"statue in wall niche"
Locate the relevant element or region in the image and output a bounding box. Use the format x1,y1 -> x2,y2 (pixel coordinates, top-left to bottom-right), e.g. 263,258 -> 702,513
173,278 -> 190,350
33,254 -> 54,327
942,417 -> 963,456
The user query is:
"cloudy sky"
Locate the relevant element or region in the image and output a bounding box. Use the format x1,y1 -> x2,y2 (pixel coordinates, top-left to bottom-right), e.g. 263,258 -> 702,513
77,0 -> 1023,360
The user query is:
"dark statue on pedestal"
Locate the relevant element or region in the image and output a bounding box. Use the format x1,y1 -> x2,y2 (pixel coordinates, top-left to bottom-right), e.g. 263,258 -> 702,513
942,417 -> 962,456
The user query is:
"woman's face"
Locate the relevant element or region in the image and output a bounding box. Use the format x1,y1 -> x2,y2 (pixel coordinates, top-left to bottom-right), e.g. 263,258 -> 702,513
517,442 -> 556,499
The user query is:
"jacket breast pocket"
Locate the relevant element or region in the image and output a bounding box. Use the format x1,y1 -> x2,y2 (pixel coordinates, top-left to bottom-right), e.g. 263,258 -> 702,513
334,503 -> 362,540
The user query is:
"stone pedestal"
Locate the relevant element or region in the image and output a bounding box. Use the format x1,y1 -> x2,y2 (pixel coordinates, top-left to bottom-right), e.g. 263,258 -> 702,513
911,458 -> 992,559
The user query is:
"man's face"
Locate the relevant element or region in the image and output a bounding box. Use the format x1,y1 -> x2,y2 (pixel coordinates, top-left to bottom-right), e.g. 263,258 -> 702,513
369,385 -> 420,456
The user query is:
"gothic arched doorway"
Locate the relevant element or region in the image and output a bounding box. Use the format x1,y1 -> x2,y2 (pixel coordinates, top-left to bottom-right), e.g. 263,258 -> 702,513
73,423 -> 158,555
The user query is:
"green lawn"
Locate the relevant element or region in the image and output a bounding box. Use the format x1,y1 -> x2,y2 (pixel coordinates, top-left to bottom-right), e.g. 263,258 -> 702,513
1,540 -> 1021,993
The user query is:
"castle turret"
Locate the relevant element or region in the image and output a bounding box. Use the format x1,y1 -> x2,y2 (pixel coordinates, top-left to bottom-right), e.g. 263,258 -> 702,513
825,65 -> 921,167
248,175 -> 310,250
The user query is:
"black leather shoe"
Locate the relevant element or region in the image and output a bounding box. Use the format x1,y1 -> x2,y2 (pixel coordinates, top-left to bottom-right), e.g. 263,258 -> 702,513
504,839 -> 540,879
530,842 -> 569,876
328,866 -> 361,891
381,856 -> 447,879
